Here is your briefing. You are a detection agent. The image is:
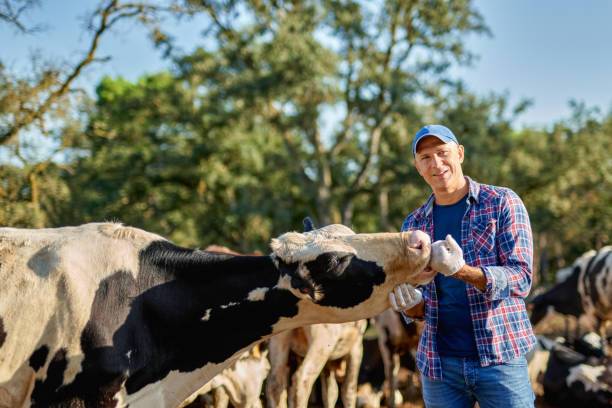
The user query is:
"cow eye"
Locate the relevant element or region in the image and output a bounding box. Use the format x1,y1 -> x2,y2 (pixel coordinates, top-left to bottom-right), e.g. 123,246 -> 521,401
329,255 -> 348,270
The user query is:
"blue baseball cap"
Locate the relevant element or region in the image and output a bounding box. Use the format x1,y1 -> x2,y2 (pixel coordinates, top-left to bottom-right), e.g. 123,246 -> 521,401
412,124 -> 459,157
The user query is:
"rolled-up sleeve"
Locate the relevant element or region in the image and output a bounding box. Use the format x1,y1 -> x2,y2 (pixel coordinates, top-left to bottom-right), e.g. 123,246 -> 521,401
482,190 -> 533,301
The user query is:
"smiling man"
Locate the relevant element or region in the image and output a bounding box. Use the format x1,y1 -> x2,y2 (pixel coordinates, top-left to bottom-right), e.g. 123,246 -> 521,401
395,124 -> 537,408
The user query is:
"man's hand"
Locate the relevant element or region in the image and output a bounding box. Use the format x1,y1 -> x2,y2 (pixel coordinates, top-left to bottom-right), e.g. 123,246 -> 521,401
430,234 -> 466,276
389,283 -> 423,312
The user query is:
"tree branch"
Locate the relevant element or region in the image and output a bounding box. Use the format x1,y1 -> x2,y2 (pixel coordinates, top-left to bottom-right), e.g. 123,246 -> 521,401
0,0 -> 40,33
0,0 -> 190,145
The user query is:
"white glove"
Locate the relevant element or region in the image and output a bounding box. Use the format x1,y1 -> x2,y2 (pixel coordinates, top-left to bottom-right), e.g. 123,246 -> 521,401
389,283 -> 423,312
430,234 -> 465,276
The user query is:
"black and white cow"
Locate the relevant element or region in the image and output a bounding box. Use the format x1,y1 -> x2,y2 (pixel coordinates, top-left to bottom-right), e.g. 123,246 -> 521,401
534,333 -> 612,407
0,222 -> 438,408
529,246 -> 612,345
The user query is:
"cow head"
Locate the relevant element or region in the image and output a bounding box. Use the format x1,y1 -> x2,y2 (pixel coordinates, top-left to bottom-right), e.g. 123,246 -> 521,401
270,224 -> 434,308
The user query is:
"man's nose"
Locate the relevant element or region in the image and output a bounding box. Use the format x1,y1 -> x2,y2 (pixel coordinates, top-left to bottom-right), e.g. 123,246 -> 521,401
429,154 -> 443,168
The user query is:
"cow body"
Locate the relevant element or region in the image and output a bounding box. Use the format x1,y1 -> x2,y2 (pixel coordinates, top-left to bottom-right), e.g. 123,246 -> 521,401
530,246 -> 612,345
0,222 -> 435,408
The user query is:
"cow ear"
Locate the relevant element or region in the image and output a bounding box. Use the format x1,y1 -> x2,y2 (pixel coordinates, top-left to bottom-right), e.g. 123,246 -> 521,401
329,253 -> 353,276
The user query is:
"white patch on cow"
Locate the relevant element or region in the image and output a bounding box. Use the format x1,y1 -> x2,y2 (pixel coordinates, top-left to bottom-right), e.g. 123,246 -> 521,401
275,275 -> 293,291
555,266 -> 573,282
126,350 -> 132,360
201,308 -> 212,321
220,301 -> 239,309
582,332 -> 603,350
247,287 -> 268,301
566,364 -> 609,392
273,264 -> 319,301
270,224 -> 357,263
298,262 -> 310,280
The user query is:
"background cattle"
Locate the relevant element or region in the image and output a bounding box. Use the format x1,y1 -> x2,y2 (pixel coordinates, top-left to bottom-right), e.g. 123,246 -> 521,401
529,333 -> 612,407
529,246 -> 612,349
373,309 -> 423,408
266,320 -> 367,408
0,222 -> 437,408
180,344 -> 270,408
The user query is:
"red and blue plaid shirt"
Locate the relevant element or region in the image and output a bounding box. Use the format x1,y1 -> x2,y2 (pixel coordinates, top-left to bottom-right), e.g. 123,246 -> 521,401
401,177 -> 536,380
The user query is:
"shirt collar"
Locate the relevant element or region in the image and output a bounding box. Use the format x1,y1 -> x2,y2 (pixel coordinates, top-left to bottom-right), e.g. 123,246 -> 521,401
421,176 -> 479,218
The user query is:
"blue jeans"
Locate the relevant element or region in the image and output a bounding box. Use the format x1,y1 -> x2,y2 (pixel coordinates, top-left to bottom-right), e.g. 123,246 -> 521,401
421,356 -> 535,408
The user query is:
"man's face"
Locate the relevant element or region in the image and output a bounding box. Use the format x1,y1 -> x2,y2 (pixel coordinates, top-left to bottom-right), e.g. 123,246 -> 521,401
413,136 -> 465,192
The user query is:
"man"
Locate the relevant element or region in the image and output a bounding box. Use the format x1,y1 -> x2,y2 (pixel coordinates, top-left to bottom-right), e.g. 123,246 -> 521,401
388,124 -> 536,408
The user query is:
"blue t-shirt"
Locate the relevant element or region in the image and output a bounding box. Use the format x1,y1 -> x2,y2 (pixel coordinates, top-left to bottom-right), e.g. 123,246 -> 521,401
433,193 -> 478,357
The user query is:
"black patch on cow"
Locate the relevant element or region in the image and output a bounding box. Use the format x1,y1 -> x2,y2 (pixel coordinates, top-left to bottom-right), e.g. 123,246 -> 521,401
29,345 -> 49,371
0,316 -> 6,349
529,267 -> 584,326
31,348 -> 69,407
304,253 -> 386,308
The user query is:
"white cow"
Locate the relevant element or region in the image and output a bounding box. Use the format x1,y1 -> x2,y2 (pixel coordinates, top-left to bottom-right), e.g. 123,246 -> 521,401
0,222 -> 439,408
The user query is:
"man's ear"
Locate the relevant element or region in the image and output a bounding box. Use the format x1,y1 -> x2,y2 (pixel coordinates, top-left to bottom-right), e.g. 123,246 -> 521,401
457,145 -> 465,163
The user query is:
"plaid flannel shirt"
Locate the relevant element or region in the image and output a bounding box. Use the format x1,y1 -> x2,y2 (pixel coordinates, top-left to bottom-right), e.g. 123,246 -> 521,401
401,177 -> 536,380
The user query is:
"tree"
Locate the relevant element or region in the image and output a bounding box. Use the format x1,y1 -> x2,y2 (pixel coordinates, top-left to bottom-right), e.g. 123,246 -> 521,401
0,0 -> 210,227
62,73 -> 308,251
173,0 -> 488,227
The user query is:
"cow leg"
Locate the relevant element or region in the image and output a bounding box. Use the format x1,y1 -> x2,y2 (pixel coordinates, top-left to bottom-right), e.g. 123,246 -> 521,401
267,331 -> 292,408
340,335 -> 364,408
213,387 -> 229,408
320,368 -> 339,408
289,331 -> 337,408
390,351 -> 404,408
376,327 -> 395,408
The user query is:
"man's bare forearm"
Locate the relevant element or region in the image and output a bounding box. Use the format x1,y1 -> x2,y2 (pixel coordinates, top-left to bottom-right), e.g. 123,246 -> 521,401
453,264 -> 486,292
402,265 -> 486,318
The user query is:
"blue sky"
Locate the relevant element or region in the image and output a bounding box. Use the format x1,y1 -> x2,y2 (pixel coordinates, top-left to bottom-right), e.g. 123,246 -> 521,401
2,0 -> 612,129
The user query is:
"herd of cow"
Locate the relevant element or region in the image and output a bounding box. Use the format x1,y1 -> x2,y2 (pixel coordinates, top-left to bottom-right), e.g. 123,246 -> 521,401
0,222 -> 610,407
